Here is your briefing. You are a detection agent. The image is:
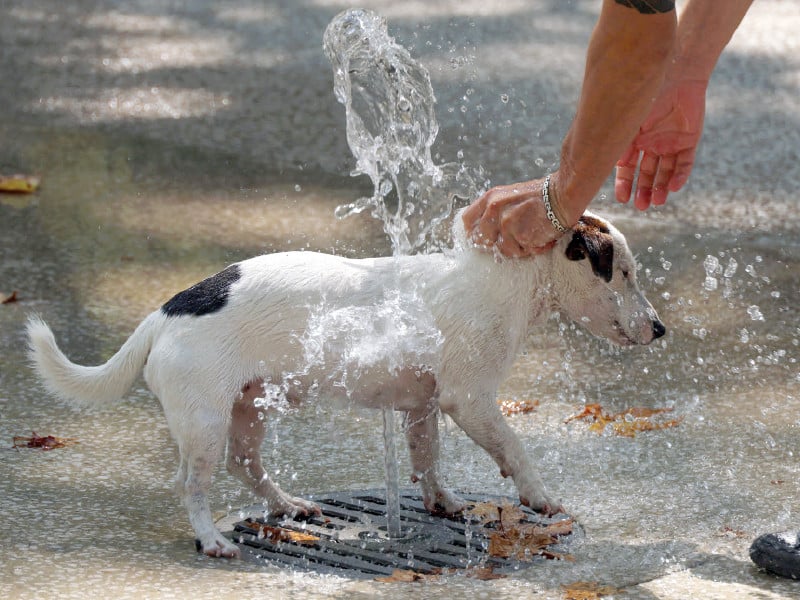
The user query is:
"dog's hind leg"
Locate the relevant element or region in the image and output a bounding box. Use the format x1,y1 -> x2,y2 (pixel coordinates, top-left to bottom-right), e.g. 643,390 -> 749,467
174,416 -> 241,558
405,400 -> 465,515
225,382 -> 320,517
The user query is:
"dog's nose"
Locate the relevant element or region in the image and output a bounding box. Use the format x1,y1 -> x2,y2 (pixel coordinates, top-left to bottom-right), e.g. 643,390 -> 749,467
652,319 -> 666,340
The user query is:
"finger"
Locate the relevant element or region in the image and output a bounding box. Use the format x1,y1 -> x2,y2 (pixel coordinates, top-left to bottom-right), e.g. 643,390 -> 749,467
464,190 -> 503,247
651,154 -> 676,206
475,215 -> 499,247
461,195 -> 487,237
668,147 -> 697,191
495,233 -> 526,258
614,147 -> 640,204
634,151 -> 660,211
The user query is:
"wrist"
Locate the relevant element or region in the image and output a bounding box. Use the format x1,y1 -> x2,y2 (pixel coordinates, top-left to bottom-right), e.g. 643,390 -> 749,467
547,169 -> 583,229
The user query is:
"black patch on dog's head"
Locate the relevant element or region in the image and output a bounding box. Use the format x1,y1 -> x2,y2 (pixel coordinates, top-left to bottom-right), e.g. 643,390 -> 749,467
565,215 -> 614,282
161,263 -> 242,317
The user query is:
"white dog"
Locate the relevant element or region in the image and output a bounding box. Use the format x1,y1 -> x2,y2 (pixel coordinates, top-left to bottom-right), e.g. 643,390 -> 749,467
27,211 -> 664,558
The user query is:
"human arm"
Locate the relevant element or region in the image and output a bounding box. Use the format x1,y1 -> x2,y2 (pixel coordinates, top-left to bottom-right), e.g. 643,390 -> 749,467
615,0 -> 754,209
462,0 -> 676,257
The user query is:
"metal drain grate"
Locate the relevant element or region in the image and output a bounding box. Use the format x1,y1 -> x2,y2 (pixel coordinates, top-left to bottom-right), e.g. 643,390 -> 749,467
220,488 -> 578,578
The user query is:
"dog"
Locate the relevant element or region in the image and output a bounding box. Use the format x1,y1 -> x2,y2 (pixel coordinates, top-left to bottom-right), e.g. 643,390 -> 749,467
27,210 -> 664,558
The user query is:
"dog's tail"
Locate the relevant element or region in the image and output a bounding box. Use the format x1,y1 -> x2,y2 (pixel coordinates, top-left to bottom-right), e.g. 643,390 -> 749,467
26,313 -> 160,408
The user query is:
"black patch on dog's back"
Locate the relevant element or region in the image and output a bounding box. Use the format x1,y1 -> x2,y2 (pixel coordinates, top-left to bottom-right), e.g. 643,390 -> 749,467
161,264 -> 242,317
565,216 -> 614,282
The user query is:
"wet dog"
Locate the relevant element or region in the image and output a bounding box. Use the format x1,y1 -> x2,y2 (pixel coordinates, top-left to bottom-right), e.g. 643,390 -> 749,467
27,210 -> 664,558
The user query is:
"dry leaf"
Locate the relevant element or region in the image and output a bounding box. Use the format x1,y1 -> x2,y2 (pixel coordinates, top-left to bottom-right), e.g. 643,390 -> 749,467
243,520 -> 319,546
466,501 -> 573,562
12,432 -> 79,450
498,398 -> 540,416
717,526 -> 747,539
1,291 -> 19,304
375,568 -> 442,583
466,500 -> 527,527
0,174 -> 40,194
464,566 -> 506,580
487,518 -> 574,561
565,403 -> 682,437
609,417 -> 683,438
562,581 -> 623,599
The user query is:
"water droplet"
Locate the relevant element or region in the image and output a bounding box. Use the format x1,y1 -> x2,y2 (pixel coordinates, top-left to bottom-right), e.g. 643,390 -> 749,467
294,184 -> 302,192
703,255 -> 720,275
534,157 -> 544,167
771,290 -> 781,299
500,94 -> 509,103
723,257 -> 738,278
747,305 -> 764,321
703,276 -> 718,291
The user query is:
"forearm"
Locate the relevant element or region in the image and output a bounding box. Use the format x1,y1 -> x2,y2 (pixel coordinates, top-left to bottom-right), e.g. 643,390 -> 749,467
553,0 -> 677,224
674,0 -> 754,82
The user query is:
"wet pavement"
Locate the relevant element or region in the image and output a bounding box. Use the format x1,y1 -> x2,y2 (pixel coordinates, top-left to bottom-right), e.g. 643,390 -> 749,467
1,1 -> 799,598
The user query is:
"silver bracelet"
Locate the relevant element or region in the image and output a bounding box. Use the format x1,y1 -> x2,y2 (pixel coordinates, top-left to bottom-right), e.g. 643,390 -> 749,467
542,174 -> 567,234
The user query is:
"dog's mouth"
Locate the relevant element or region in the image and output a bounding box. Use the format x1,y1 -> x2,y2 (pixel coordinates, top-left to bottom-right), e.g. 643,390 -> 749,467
612,320 -> 637,346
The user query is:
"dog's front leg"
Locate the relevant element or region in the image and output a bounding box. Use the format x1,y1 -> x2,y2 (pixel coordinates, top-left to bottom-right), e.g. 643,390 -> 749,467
405,402 -> 465,515
439,390 -> 562,516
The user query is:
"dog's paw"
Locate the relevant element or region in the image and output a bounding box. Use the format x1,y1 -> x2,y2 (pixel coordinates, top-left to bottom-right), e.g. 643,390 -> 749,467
516,475 -> 563,516
518,489 -> 564,517
423,488 -> 466,516
196,534 -> 241,559
268,491 -> 321,519
519,495 -> 565,517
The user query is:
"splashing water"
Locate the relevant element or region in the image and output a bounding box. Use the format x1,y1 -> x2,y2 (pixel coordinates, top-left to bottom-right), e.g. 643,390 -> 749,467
321,8 -> 480,537
323,8 -> 480,256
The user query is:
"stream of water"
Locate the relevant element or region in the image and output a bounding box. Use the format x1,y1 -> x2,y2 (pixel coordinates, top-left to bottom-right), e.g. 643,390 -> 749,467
322,8 -> 481,537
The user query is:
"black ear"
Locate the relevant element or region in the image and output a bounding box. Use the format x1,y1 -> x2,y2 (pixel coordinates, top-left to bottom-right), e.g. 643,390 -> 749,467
565,234 -> 588,262
564,223 -> 614,283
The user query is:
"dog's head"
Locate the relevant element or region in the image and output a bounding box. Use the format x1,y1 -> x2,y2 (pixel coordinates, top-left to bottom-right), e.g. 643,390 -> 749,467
551,212 -> 665,346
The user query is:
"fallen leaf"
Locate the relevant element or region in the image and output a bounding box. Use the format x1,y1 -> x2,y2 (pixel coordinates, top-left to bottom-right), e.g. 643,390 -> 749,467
12,432 -> 79,450
717,525 -> 747,539
466,500 -> 527,527
464,565 -> 506,580
609,417 -> 684,438
562,581 -> 624,599
488,518 -> 574,561
565,403 -> 682,438
375,568 -> 442,583
242,520 -> 319,546
498,398 -> 540,416
1,291 -> 19,304
0,174 -> 40,194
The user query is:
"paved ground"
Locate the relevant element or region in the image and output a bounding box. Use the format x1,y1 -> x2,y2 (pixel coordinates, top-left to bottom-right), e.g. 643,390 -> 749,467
1,1 -> 799,599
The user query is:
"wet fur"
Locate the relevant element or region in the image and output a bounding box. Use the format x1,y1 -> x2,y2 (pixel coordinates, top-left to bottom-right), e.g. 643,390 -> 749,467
27,210 -> 664,558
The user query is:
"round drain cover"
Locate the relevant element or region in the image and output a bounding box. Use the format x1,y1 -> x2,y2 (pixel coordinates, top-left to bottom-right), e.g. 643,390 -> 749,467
219,488 -> 579,578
